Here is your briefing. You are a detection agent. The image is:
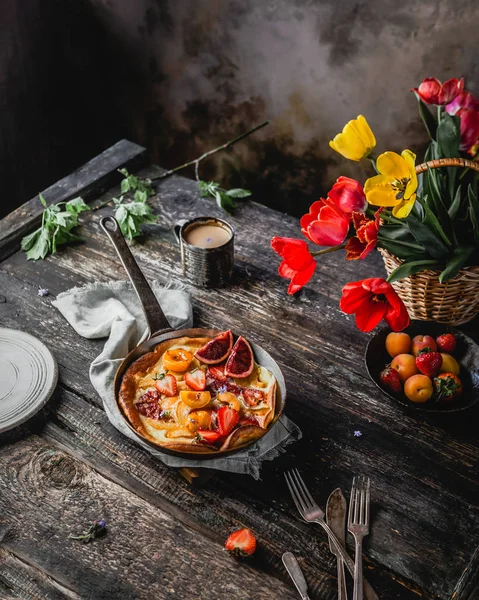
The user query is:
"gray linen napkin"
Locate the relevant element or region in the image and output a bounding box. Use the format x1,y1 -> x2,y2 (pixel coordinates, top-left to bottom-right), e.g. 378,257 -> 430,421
53,281 -> 301,478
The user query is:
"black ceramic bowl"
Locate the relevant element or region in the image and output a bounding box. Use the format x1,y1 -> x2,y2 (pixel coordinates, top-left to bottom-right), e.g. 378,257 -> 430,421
365,321 -> 479,412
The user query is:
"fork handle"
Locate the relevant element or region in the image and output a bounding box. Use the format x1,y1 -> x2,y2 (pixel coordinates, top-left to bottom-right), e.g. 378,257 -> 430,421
337,556 -> 347,600
315,520 -> 377,600
353,535 -> 363,600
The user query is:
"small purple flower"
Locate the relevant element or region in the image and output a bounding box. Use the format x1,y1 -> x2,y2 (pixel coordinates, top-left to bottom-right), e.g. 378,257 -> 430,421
38,288 -> 49,297
218,384 -> 227,393
206,237 -> 213,243
353,430 -> 362,437
97,519 -> 106,528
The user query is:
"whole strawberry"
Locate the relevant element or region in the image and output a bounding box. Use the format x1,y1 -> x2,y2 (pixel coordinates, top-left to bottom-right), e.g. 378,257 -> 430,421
416,351 -> 442,377
434,372 -> 463,402
379,366 -> 402,393
436,333 -> 456,354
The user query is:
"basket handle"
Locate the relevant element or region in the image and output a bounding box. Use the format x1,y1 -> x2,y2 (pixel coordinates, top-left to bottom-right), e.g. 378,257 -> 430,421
415,157 -> 479,174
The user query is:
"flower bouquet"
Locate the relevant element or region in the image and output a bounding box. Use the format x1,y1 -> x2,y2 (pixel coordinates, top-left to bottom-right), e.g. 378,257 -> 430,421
272,77 -> 479,330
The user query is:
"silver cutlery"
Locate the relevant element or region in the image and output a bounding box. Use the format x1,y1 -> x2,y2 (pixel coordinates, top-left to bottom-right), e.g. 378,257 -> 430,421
326,488 -> 348,600
285,469 -> 377,600
348,475 -> 371,600
282,552 -> 311,600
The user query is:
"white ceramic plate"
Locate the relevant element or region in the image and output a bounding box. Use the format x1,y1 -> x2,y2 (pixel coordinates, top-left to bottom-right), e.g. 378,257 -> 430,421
0,328 -> 58,433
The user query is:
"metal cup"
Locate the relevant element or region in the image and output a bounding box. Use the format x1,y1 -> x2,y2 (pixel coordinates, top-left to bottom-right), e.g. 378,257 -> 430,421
173,217 -> 235,287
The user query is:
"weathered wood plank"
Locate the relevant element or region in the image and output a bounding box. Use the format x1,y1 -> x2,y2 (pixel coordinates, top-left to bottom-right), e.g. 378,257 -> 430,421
0,139 -> 147,261
0,435 -> 300,600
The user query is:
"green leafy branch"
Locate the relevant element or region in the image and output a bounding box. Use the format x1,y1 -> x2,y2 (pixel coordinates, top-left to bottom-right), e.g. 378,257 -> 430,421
198,181 -> 251,212
109,169 -> 156,240
21,195 -> 90,260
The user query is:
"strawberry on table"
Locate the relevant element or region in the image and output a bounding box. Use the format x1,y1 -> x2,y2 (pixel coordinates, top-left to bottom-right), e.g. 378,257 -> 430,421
416,351 -> 443,377
217,406 -> 239,437
155,373 -> 177,397
379,366 -> 401,393
436,333 -> 456,353
185,369 -> 207,391
225,528 -> 257,557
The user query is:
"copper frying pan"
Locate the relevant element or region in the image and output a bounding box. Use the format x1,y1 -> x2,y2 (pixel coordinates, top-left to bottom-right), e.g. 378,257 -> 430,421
100,216 -> 287,460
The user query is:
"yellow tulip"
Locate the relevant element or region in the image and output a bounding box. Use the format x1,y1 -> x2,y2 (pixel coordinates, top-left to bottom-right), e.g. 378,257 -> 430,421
329,115 -> 376,161
364,150 -> 418,218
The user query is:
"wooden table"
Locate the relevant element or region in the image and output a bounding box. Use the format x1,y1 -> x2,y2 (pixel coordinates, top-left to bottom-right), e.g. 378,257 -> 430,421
0,140 -> 478,600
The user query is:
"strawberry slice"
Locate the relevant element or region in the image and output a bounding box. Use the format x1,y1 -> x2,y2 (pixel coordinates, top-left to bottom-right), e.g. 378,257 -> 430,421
225,528 -> 257,557
208,366 -> 226,381
155,373 -> 177,397
217,406 -> 239,437
197,429 -> 222,444
185,369 -> 206,391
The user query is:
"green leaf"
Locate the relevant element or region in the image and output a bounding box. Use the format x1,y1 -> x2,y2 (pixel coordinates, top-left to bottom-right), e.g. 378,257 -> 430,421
416,97 -> 437,140
115,205 -> 128,225
134,190 -> 148,203
66,196 -> 90,214
21,228 -> 42,252
436,113 -> 461,158
439,246 -> 476,283
121,178 -> 131,194
215,191 -> 223,209
24,228 -> 51,260
39,194 -> 47,207
225,188 -> 251,198
467,184 -> 479,243
387,259 -> 442,283
422,202 -> 452,247
407,215 -> 449,259
377,236 -> 427,261
448,186 -> 462,220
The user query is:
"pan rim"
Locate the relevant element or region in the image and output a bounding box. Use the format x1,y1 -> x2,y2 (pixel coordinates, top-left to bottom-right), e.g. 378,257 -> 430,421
113,327 -> 287,460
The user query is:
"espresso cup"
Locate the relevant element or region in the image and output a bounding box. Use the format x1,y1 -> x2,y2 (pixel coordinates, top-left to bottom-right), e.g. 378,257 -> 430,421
173,217 -> 235,287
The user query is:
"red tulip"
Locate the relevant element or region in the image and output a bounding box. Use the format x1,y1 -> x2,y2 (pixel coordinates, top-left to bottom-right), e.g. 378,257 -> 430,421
271,237 -> 316,294
328,176 -> 367,215
412,77 -> 464,105
300,199 -> 350,246
345,210 -> 380,260
457,108 -> 479,151
340,277 -> 410,332
446,90 -> 479,115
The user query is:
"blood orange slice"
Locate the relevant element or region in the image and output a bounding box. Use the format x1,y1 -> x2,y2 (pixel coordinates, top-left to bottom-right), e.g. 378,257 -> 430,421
225,336 -> 254,378
195,330 -> 233,364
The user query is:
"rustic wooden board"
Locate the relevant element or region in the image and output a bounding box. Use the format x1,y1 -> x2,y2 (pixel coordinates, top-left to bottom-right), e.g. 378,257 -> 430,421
0,139 -> 147,262
0,153 -> 478,599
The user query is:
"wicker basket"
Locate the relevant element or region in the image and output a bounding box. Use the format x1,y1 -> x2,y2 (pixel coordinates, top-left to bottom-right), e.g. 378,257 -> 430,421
379,157 -> 479,326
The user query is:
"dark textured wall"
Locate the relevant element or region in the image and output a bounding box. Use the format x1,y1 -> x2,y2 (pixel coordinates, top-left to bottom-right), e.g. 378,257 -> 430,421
2,0 -> 479,218
87,0 -> 479,215
0,0 -> 130,218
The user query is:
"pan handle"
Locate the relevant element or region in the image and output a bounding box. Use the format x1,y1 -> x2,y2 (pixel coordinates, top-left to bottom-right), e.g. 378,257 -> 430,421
100,216 -> 173,337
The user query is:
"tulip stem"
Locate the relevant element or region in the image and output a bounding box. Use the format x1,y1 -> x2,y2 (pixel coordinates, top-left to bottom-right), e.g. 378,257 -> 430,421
311,243 -> 347,256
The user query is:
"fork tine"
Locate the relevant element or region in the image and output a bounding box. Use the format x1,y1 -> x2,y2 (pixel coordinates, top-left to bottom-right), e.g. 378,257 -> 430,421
290,469 -> 313,510
360,482 -> 366,525
365,477 -> 371,526
292,468 -> 316,508
284,471 -> 305,517
348,476 -> 356,525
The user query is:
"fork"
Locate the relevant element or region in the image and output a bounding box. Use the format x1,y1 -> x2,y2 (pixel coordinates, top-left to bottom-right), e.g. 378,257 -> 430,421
348,476 -> 371,600
285,469 -> 378,600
